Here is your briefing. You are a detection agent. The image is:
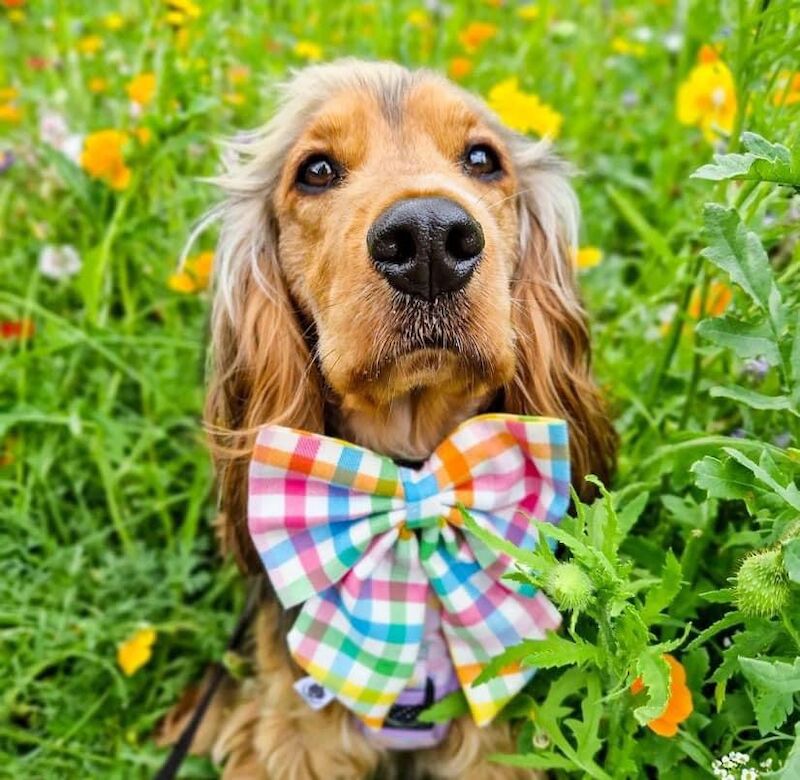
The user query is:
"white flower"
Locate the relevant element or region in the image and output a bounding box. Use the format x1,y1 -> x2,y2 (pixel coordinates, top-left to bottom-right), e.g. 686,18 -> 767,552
39,110 -> 84,163
663,31 -> 683,52
38,244 -> 82,280
633,26 -> 654,42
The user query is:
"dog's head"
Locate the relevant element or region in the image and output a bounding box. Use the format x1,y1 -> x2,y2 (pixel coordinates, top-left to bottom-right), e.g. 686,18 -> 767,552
203,60 -> 616,570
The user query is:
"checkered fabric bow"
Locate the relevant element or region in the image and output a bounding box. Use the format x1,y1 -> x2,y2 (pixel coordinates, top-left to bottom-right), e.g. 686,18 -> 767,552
248,414 -> 570,729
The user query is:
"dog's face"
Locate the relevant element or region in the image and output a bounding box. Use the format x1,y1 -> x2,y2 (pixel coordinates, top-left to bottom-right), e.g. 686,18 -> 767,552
207,62 -> 616,568
273,78 -> 519,413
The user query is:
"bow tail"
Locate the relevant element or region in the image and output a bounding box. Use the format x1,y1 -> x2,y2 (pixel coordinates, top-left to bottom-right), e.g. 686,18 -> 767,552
287,529 -> 429,730
425,544 -> 561,727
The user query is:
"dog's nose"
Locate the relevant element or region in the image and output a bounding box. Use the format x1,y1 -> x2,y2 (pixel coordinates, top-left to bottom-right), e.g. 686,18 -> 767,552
367,197 -> 484,300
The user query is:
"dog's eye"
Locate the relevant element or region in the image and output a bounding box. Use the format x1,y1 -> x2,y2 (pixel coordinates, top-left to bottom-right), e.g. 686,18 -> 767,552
296,155 -> 341,192
463,144 -> 503,179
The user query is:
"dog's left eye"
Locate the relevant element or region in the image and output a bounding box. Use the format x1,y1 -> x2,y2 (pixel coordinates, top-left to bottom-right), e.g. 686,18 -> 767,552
296,155 -> 341,192
463,144 -> 503,179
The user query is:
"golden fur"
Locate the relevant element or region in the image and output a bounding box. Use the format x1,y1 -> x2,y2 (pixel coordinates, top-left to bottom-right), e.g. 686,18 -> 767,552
166,59 -> 617,778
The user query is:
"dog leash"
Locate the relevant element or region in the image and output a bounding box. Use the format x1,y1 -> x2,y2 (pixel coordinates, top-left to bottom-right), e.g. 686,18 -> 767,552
154,579 -> 262,780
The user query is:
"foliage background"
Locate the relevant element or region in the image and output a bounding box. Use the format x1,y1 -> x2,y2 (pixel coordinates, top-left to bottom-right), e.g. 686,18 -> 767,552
1,0 -> 799,778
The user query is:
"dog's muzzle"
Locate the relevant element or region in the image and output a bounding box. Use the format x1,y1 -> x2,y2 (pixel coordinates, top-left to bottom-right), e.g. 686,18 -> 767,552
367,197 -> 484,301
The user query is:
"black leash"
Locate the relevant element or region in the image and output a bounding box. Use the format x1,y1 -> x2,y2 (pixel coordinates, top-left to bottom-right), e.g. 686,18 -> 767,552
154,580 -> 261,780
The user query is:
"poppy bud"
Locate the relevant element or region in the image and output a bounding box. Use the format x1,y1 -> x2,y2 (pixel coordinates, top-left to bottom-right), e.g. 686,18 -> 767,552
734,548 -> 790,618
546,562 -> 594,611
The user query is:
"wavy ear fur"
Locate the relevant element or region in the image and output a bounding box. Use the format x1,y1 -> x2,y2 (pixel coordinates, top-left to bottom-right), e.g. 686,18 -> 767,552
501,137 -> 617,494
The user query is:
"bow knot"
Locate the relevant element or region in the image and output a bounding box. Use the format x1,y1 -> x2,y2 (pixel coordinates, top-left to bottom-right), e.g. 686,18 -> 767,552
248,414 -> 570,730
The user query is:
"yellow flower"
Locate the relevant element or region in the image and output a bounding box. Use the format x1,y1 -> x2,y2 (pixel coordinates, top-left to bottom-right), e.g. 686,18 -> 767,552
169,251 -> 213,293
517,4 -> 540,20
165,0 -> 200,26
88,77 -> 107,94
448,57 -> 473,80
406,9 -> 429,28
773,70 -> 800,107
487,78 -> 563,138
126,73 -> 157,107
676,49 -> 737,142
103,12 -> 125,31
458,21 -> 497,52
80,130 -> 131,190
0,87 -> 19,102
224,92 -> 245,106
611,37 -> 646,57
574,246 -> 603,270
134,126 -> 152,145
117,627 -> 156,676
77,34 -> 104,55
8,9 -> 25,23
293,40 -> 323,61
0,103 -> 22,123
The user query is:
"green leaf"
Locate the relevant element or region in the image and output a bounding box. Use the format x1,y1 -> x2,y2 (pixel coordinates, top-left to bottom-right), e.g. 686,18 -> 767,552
692,152 -> 761,181
691,133 -> 798,186
739,656 -> 800,694
641,551 -> 683,625
617,491 -> 650,536
571,673 -> 603,764
691,455 -> 757,502
696,316 -> 780,363
472,639 -> 553,686
521,632 -> 599,671
686,611 -> 745,652
490,752 -> 576,770
632,650 -> 671,725
740,657 -> 800,734
701,204 -> 780,313
783,538 -> 800,585
459,506 -> 545,569
710,384 -> 796,412
723,447 -> 800,512
418,689 -> 469,723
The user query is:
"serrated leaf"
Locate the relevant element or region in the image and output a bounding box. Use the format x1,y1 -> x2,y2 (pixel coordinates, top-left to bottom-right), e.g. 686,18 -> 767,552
490,752 -> 576,770
742,132 -> 792,165
766,722 -> 800,779
691,455 -> 757,502
723,447 -> 800,512
700,588 -> 735,604
783,538 -> 800,584
418,689 -> 468,723
686,611 -> 745,652
739,656 -> 800,694
710,384 -> 795,412
472,639 -> 552,687
641,551 -> 683,625
633,650 -> 671,724
618,491 -> 649,536
696,316 -> 780,363
522,632 -> 600,671
701,204 -> 780,312
692,152 -> 760,181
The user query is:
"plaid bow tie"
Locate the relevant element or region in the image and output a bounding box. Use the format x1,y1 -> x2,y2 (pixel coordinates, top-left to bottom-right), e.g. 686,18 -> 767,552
248,414 -> 570,730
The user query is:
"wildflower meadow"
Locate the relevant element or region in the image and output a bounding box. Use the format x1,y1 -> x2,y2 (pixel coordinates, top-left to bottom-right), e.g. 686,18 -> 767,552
2,1 -> 800,778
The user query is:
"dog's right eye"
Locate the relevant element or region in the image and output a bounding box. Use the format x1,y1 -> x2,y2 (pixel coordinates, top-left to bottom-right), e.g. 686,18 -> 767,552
296,155 -> 341,192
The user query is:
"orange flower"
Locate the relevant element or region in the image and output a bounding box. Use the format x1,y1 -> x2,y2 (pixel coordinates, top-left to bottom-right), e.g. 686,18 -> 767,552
688,281 -> 732,319
1,319 -> 35,340
168,250 -> 213,293
448,57 -> 473,80
632,655 -> 693,737
80,130 -> 131,190
126,73 -> 157,106
773,70 -> 800,107
458,21 -> 497,52
0,103 -> 21,123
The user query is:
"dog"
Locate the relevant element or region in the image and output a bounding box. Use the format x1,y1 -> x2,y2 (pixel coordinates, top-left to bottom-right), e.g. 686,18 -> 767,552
164,59 -> 616,780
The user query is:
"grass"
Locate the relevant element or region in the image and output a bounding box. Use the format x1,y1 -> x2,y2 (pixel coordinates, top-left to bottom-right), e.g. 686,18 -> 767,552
1,0 -> 799,777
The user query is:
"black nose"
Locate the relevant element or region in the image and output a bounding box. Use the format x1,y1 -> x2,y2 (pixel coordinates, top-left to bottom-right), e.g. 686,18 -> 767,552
367,197 -> 484,300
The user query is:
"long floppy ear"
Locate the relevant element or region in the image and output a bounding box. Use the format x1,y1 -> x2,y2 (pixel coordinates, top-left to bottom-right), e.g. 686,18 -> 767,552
203,165 -> 324,573
502,138 -> 617,496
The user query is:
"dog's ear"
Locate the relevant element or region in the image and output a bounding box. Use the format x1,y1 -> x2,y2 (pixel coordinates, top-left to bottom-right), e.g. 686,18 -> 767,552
503,139 -> 617,496
204,195 -> 324,573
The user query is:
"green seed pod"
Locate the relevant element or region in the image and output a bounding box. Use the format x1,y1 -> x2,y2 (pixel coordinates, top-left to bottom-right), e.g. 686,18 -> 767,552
546,562 -> 594,611
734,548 -> 790,618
